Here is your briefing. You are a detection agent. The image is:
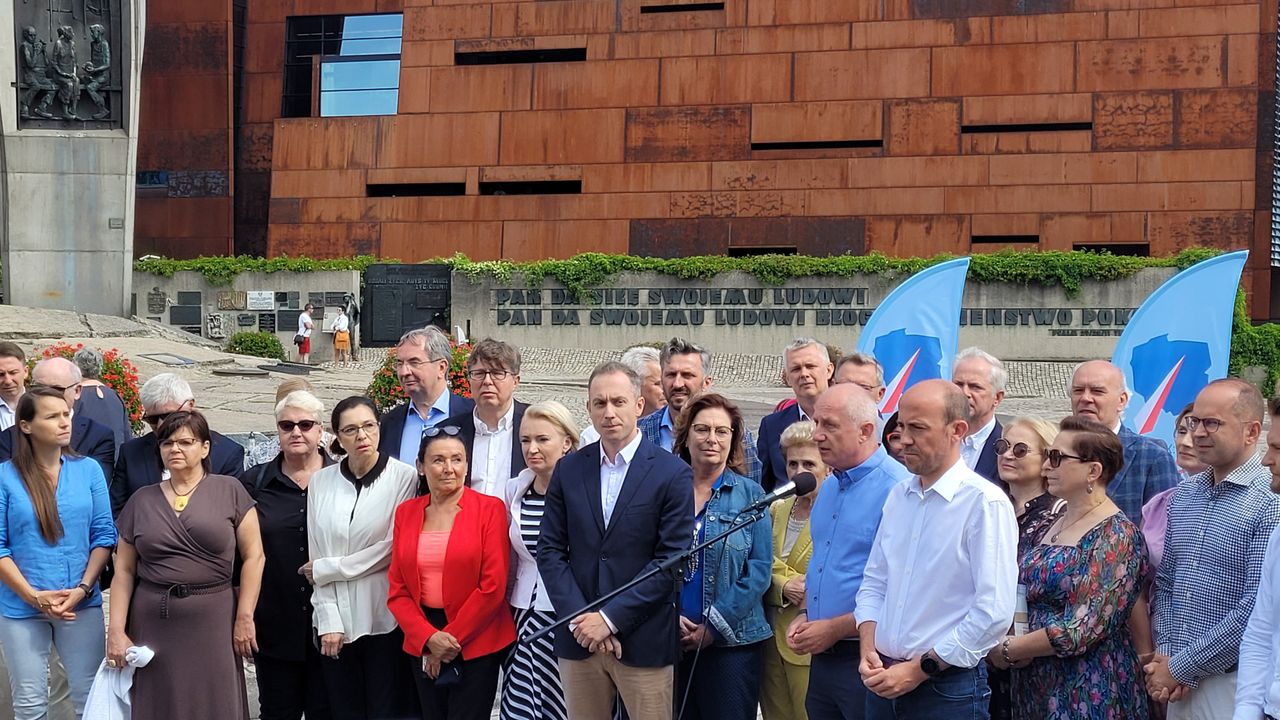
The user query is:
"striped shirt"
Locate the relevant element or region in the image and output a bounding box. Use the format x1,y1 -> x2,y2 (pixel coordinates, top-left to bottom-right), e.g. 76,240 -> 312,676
1153,455 -> 1280,686
519,489 -> 546,603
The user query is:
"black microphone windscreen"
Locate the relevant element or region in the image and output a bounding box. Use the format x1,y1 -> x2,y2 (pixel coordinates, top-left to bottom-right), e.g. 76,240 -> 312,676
791,472 -> 818,496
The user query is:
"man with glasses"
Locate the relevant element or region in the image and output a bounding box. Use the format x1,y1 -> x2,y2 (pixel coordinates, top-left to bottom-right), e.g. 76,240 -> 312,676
0,357 -> 116,480
1069,359 -> 1179,523
1147,379 -> 1280,718
109,373 -> 244,516
378,326 -> 474,464
437,338 -> 526,501
833,353 -> 886,403
951,347 -> 1006,486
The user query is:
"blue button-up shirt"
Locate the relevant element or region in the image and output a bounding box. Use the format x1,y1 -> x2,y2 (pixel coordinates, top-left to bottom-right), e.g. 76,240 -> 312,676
658,407 -> 675,451
1154,455 -> 1280,686
806,446 -> 911,621
0,457 -> 117,619
397,390 -> 453,464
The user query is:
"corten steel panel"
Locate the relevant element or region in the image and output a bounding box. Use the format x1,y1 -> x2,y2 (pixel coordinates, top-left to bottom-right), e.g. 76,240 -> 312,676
1176,89 -> 1257,148
988,153 -> 1138,185
425,65 -> 535,113
268,223 -> 382,258
378,113 -> 501,167
1076,37 -> 1226,92
849,18 -> 988,49
846,156 -> 989,188
751,101 -> 883,144
139,130 -> 231,171
1147,211 -> 1255,251
716,23 -> 851,54
1136,149 -> 1256,182
962,93 -> 1093,125
630,218 -> 731,256
501,220 -> 630,260
514,0 -> 617,36
381,222 -> 504,262
532,59 -> 661,110
990,12 -> 1107,43
274,118 -> 382,170
1093,92 -> 1176,150
270,198 -> 303,224
660,54 -> 793,105
625,106 -> 751,162
864,216 -> 970,256
136,197 -> 233,239
591,29 -> 718,59
499,109 -> 626,165
141,75 -> 231,131
794,49 -> 931,100
886,99 -> 961,156
908,0 -> 1068,18
747,0 -> 880,24
146,23 -> 231,75
931,43 -> 1077,96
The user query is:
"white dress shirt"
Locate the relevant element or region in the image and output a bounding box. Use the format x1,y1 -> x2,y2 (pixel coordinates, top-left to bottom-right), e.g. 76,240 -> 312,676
961,417 -> 996,470
1234,525 -> 1280,720
856,459 -> 1019,668
0,396 -> 15,431
307,456 -> 418,641
471,403 -> 516,500
600,431 -> 642,527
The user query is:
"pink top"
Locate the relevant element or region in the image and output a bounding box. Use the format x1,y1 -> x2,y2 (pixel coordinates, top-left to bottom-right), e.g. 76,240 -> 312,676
416,530 -> 450,609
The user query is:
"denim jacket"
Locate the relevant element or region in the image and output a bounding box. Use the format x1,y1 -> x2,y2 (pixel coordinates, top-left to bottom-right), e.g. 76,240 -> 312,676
696,469 -> 773,646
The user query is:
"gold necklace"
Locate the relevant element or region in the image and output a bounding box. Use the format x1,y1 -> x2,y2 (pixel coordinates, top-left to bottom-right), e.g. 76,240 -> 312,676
167,476 -> 204,512
1049,499 -> 1105,543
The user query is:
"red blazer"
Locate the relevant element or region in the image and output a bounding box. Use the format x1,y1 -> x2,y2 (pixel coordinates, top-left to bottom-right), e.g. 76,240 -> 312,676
387,488 -> 515,659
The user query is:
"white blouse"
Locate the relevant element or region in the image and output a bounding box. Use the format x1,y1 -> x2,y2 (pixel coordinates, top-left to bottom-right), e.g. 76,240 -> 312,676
307,455 -> 417,641
505,469 -> 555,612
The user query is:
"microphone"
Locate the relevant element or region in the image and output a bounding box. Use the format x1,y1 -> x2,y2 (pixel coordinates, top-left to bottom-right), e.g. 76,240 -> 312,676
734,472 -> 818,518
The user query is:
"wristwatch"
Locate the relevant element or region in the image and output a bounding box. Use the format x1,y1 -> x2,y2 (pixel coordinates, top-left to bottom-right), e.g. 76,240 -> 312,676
76,583 -> 93,597
920,652 -> 943,677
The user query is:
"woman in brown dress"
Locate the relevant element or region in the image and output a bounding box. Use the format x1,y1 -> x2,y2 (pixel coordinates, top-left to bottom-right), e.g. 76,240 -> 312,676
107,410 -> 265,720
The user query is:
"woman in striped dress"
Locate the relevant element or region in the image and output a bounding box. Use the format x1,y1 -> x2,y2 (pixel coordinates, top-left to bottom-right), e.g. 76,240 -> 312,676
500,401 -> 581,720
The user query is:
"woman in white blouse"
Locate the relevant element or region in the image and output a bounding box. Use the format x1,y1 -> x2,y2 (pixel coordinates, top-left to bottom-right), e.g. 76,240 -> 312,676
305,395 -> 419,720
499,401 -> 580,720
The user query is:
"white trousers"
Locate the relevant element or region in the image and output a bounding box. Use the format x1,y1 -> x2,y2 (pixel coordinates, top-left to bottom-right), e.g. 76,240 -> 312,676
1166,671 -> 1238,720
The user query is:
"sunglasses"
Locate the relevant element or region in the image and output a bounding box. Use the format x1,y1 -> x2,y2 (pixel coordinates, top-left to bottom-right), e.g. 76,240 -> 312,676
1045,449 -> 1087,468
144,411 -> 174,427
277,420 -> 319,433
994,439 -> 1034,459
422,425 -> 461,439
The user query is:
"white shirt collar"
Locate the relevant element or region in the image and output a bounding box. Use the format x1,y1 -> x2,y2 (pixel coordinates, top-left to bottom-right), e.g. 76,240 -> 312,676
1111,420 -> 1123,434
965,416 -> 997,449
601,430 -> 643,467
905,458 -> 968,502
475,402 -> 515,434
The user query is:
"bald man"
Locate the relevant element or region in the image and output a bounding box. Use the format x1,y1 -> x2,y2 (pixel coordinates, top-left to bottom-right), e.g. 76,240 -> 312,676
0,357 -> 116,480
1069,360 -> 1179,523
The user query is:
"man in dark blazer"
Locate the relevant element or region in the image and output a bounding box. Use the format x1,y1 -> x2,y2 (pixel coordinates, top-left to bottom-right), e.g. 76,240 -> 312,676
436,338 -> 526,499
952,347 -> 1007,487
109,372 -> 244,516
758,338 -> 834,491
0,357 -> 117,481
538,360 -> 694,720
378,326 -> 474,464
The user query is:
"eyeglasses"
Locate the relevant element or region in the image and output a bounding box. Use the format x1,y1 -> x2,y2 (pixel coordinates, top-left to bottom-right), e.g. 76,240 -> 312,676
1045,449 -> 1087,468
467,369 -> 512,382
1185,416 -> 1224,434
338,421 -> 379,438
144,400 -> 192,426
34,382 -> 79,394
277,420 -> 319,433
393,358 -> 444,371
422,425 -> 461,439
690,424 -> 733,441
159,437 -> 203,450
994,439 -> 1035,459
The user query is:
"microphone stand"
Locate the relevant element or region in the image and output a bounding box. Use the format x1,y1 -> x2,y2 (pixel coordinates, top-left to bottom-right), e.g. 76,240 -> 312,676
524,506 -> 770,645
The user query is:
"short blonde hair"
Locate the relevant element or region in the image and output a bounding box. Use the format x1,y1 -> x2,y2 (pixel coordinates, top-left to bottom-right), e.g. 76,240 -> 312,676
779,420 -> 817,457
523,400 -> 581,451
275,390 -> 325,424
275,378 -> 314,404
1003,416 -> 1058,452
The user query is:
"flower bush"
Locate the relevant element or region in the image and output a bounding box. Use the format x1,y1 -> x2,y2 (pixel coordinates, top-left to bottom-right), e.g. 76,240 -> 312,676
30,343 -> 144,433
366,336 -> 473,414
226,331 -> 288,361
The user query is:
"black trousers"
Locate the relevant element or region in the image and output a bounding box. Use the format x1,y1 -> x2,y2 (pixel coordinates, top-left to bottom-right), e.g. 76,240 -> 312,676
412,607 -> 507,720
319,628 -> 420,720
255,643 -> 333,720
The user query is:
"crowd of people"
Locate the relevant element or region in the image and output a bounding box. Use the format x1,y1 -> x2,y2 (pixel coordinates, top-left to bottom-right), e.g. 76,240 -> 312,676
1,328 -> 1279,720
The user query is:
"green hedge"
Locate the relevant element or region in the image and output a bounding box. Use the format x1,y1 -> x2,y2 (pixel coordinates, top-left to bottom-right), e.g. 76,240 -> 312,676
134,255 -> 388,286
1230,291 -> 1280,394
226,331 -> 288,361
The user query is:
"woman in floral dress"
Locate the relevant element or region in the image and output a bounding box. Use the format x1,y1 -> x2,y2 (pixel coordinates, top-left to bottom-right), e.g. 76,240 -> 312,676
994,415 -> 1150,720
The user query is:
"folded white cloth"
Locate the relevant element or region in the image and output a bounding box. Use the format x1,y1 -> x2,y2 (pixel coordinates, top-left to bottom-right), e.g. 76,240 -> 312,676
83,646 -> 155,720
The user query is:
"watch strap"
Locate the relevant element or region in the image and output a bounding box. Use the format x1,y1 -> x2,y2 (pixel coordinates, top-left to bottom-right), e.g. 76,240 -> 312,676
76,582 -> 93,597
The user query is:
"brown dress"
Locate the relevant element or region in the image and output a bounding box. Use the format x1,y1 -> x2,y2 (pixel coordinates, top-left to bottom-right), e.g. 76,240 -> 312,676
116,474 -> 254,720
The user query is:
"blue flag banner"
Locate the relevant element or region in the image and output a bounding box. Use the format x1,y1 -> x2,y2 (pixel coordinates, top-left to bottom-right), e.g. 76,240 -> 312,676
1114,250 -> 1248,446
857,257 -> 970,415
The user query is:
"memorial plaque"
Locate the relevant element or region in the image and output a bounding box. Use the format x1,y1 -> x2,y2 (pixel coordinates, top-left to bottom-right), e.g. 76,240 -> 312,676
308,292 -> 325,307
237,313 -> 255,326
274,292 -> 288,306
176,291 -> 202,306
247,291 -> 274,311
287,292 -> 300,309
325,292 -> 347,307
258,313 -> 276,333
169,305 -> 201,326
361,264 -> 452,347
14,0 -> 130,130
278,309 -> 303,332
146,288 -> 166,314
217,291 -> 247,311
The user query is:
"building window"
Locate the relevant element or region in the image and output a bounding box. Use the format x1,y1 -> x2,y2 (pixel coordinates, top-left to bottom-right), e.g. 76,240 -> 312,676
282,13 -> 402,118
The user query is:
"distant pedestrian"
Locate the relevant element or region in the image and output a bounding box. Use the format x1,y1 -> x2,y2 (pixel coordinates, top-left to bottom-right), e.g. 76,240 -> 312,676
332,307 -> 351,364
295,304 -> 314,365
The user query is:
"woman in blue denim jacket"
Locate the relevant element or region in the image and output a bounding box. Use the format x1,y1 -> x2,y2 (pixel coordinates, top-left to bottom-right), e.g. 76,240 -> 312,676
0,386 -> 117,720
672,392 -> 773,720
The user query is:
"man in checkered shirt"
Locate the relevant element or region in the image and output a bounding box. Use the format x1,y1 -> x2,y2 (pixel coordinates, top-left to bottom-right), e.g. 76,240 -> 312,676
1148,379 -> 1280,718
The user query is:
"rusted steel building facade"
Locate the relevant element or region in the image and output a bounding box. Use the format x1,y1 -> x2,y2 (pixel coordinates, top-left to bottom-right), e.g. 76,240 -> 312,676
135,0 -> 1280,317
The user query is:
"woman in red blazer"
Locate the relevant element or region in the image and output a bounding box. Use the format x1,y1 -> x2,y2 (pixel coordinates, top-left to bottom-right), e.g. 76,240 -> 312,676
387,426 -> 516,720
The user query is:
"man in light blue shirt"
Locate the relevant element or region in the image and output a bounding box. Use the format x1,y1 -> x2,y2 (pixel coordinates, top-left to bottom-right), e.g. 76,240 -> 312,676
788,383 -> 910,720
377,326 -> 474,464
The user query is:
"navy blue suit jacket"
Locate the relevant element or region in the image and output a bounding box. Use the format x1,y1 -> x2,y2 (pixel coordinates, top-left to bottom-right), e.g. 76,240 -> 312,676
973,419 -> 1003,486
377,393 -> 475,462
537,436 -> 694,667
110,430 -> 244,516
757,405 -> 802,492
0,415 -> 116,484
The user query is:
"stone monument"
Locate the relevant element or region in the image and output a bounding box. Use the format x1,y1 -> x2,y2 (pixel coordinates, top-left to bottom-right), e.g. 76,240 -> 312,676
0,0 -> 142,315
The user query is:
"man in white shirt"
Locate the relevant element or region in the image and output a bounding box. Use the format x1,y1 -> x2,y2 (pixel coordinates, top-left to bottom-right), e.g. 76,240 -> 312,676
0,342 -> 27,432
1232,394 -> 1280,720
857,379 -> 1018,719
438,338 -> 527,500
295,303 -> 314,364
951,347 -> 1006,486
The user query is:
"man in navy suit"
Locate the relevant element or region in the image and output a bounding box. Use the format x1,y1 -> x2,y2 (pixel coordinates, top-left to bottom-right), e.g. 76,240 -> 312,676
539,360 -> 694,720
377,326 -> 474,464
0,357 -> 116,481
436,338 -> 527,500
758,338 -> 834,491
109,373 -> 244,516
952,347 -> 1006,487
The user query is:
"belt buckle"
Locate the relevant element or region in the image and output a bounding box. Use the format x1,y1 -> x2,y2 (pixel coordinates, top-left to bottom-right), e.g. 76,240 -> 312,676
172,584 -> 191,599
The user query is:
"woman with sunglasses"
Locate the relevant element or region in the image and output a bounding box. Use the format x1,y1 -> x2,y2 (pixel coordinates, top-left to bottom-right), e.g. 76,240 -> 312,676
388,423 -> 515,720
306,396 -> 419,720
992,415 -> 1150,720
986,416 -> 1065,720
240,390 -> 334,720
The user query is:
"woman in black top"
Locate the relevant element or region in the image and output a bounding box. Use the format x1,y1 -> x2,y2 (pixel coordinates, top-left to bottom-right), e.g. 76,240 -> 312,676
242,390 -> 334,720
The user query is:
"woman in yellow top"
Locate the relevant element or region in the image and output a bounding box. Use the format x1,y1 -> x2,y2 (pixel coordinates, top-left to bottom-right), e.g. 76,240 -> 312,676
760,420 -> 828,720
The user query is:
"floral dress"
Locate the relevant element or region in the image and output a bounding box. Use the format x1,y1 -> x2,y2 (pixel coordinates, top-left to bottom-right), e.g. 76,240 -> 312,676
1012,514 -> 1150,720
